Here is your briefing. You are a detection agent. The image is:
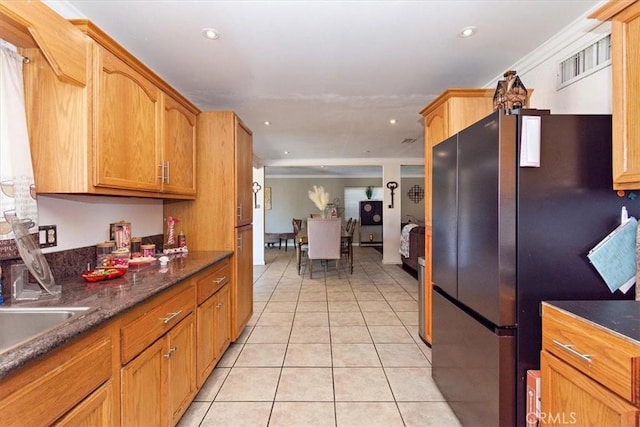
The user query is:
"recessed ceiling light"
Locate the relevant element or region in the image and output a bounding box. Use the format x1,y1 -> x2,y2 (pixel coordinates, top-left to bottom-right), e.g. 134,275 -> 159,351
459,26 -> 477,38
389,119 -> 397,125
202,28 -> 220,40
264,121 -> 271,126
284,151 -> 289,155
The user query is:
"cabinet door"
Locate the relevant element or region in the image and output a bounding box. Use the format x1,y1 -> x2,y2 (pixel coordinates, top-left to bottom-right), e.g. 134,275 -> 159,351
540,351 -> 639,426
213,284 -> 231,357
54,381 -> 114,427
196,295 -> 217,388
236,120 -> 253,226
424,102 -> 449,149
162,93 -> 197,196
95,46 -> 162,192
610,2 -> 640,189
232,225 -> 253,340
166,314 -> 196,426
121,339 -> 164,426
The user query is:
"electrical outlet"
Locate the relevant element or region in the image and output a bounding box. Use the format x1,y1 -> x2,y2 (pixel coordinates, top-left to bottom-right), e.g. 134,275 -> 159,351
39,225 -> 57,248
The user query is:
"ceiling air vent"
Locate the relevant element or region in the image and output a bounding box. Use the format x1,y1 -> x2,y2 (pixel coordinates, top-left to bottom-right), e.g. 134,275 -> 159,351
401,138 -> 417,144
557,34 -> 611,89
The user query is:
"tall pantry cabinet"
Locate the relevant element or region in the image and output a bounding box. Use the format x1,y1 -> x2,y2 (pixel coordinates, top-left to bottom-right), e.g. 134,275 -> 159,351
165,111 -> 253,341
420,88 -> 495,345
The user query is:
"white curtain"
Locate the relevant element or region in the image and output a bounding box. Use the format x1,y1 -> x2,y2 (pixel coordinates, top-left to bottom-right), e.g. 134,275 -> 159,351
0,42 -> 38,239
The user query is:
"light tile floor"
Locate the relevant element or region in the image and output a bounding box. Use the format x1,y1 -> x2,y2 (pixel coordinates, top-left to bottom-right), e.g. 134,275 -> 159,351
178,246 -> 461,427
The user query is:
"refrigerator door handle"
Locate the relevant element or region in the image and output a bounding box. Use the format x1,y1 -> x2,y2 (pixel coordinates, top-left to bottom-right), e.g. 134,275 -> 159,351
552,339 -> 592,364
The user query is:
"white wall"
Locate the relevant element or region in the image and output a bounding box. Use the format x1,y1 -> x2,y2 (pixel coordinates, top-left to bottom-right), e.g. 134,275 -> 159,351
253,167 -> 265,265
485,16 -> 612,114
38,195 -> 163,253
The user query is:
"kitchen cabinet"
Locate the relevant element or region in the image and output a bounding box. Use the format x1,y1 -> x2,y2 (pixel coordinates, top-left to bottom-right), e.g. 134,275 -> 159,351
164,111 -> 254,341
162,92 -> 197,196
55,381 -> 114,426
0,0 -> 87,86
419,88 -> 495,345
540,302 -> 640,426
590,0 -> 640,190
94,44 -> 162,193
0,326 -> 114,426
20,19 -> 199,199
195,259 -> 231,388
120,282 -> 196,426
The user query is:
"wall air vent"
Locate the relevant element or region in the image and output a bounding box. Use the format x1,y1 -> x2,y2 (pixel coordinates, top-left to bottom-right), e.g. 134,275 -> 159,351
401,138 -> 417,144
557,34 -> 611,89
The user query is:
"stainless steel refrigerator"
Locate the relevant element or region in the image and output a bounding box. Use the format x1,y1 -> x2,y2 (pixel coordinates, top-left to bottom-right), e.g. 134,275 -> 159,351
431,110 -> 634,427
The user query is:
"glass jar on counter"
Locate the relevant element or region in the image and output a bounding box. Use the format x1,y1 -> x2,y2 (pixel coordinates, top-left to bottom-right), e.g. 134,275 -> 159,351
112,248 -> 130,269
96,241 -> 115,268
141,244 -> 156,258
130,237 -> 142,258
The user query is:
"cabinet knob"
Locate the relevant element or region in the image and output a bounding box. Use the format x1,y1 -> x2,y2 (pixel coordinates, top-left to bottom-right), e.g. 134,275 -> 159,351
213,277 -> 226,284
163,346 -> 177,359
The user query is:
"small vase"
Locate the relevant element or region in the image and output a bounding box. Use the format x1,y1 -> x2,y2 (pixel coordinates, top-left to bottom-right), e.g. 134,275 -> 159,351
321,209 -> 328,219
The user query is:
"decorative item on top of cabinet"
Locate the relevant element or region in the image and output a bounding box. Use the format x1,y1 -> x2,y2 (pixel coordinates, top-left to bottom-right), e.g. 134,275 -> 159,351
20,18 -> 199,199
419,88 -> 495,345
493,70 -> 528,112
590,0 -> 640,190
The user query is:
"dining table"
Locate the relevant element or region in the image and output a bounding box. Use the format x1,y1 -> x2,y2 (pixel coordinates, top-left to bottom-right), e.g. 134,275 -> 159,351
295,227 -> 353,275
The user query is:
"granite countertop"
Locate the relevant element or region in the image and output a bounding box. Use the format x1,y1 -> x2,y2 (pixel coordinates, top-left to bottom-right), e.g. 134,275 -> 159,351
0,250 -> 233,379
544,300 -> 640,344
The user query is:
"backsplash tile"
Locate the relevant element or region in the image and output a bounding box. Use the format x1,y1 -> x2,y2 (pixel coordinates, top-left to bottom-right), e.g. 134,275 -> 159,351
0,234 -> 164,302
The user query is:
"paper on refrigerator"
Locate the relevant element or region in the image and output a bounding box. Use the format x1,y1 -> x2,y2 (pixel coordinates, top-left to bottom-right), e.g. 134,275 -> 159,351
587,217 -> 637,293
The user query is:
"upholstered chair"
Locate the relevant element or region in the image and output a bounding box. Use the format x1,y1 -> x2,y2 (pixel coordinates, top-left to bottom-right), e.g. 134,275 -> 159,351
306,218 -> 341,278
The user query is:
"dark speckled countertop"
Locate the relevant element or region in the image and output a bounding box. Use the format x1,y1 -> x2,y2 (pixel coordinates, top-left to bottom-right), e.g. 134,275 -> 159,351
0,250 -> 232,379
544,300 -> 639,343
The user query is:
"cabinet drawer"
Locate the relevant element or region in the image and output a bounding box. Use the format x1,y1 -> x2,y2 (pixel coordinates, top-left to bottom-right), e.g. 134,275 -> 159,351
121,285 -> 194,363
196,258 -> 230,305
542,304 -> 640,404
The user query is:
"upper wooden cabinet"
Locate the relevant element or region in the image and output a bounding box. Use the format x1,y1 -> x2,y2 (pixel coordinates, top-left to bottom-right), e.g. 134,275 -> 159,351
21,19 -> 199,199
0,0 -> 87,86
420,88 -> 495,148
94,45 -> 162,193
419,88 -> 494,345
590,0 -> 640,190
162,93 -> 197,196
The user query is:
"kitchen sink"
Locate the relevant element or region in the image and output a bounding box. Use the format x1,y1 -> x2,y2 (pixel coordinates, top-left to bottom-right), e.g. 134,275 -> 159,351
0,306 -> 96,353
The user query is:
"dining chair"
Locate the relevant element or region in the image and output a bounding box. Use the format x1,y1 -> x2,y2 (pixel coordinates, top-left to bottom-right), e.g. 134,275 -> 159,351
306,218 -> 341,278
292,218 -> 307,266
341,218 -> 356,262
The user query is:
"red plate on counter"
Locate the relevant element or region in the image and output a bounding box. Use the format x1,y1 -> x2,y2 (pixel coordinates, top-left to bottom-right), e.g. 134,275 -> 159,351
82,268 -> 127,282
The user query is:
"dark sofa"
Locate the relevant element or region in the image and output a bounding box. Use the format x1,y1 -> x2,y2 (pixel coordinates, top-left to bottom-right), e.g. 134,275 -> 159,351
401,225 -> 425,275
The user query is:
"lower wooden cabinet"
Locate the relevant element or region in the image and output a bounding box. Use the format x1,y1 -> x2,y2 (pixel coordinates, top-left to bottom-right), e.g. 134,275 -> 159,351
0,328 -> 113,426
0,257 -> 233,426
541,351 -> 639,426
197,283 -> 231,387
55,381 -> 114,426
540,302 -> 640,426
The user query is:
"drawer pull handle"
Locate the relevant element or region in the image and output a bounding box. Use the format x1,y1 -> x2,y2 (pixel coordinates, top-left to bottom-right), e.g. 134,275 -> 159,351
161,310 -> 182,324
552,339 -> 592,363
163,346 -> 177,359
213,276 -> 226,284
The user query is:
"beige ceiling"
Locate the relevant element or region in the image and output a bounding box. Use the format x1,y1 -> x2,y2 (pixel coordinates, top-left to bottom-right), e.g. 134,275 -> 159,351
46,0 -> 602,176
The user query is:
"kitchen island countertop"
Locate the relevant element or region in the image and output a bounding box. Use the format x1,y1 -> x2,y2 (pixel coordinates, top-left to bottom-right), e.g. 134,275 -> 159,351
543,300 -> 639,343
0,250 -> 233,379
